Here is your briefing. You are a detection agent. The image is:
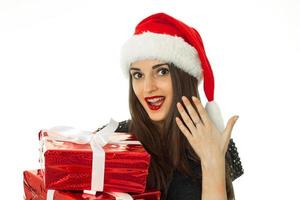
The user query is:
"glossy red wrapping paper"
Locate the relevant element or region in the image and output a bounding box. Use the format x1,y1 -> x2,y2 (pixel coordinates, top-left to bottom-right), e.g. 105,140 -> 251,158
39,131 -> 151,193
23,170 -> 161,200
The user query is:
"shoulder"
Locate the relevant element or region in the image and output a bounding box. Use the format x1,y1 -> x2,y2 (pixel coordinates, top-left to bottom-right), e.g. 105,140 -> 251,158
115,119 -> 131,132
95,119 -> 131,133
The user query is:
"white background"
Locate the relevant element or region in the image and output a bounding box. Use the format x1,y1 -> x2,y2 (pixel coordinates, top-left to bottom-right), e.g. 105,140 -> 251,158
0,0 -> 299,199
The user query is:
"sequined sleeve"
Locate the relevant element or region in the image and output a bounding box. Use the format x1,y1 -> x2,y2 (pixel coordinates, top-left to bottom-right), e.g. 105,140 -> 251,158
226,139 -> 244,181
94,120 -> 130,133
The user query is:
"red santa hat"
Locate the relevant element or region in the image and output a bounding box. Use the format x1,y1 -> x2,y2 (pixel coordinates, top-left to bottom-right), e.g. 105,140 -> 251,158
120,12 -> 225,131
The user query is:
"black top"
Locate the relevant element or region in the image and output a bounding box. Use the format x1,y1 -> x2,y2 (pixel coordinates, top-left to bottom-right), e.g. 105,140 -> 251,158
98,120 -> 244,200
166,159 -> 202,200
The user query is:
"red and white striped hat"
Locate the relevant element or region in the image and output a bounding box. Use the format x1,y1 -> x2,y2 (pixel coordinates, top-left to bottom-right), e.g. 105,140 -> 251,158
120,12 -> 224,131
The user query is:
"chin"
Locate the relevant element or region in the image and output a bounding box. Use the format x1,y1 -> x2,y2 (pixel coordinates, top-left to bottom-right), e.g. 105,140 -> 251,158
143,105 -> 168,122
151,118 -> 164,122
148,114 -> 166,122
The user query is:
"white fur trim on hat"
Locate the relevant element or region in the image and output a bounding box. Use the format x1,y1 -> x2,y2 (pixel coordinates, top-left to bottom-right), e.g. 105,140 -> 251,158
205,101 -> 225,132
120,32 -> 202,81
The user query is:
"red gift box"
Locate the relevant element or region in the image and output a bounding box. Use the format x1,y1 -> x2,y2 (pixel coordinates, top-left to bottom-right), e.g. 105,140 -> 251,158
39,125 -> 151,193
24,169 -> 160,200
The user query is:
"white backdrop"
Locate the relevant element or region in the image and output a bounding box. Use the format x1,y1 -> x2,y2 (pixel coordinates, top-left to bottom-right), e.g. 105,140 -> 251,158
1,0 -> 299,199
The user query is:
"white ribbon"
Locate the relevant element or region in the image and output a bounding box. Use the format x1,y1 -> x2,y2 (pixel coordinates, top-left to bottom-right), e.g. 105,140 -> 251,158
106,192 -> 134,200
40,118 -> 140,195
46,190 -> 55,200
46,190 -> 133,200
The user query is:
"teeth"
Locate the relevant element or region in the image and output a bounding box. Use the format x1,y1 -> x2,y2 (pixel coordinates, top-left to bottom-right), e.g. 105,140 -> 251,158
147,97 -> 164,103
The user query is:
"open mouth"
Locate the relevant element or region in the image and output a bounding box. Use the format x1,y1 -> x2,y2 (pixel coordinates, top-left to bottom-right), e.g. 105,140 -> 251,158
145,96 -> 165,110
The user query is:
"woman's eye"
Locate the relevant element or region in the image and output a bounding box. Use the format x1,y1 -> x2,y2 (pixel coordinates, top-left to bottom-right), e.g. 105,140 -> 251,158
158,68 -> 169,76
132,72 -> 143,79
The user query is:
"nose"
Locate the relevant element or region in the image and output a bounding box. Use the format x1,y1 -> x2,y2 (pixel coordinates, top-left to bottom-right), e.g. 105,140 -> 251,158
144,75 -> 157,94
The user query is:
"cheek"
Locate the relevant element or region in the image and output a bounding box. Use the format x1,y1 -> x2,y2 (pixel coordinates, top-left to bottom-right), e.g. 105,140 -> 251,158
132,83 -> 143,101
159,80 -> 173,96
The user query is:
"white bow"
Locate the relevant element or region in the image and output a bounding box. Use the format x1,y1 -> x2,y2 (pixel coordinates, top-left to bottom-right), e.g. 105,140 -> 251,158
40,118 -> 139,194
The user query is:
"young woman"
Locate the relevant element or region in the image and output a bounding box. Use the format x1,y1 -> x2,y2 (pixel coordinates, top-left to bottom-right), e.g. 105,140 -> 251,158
103,13 -> 243,200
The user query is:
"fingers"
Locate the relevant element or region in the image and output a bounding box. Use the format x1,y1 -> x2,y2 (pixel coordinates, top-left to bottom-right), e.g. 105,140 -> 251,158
176,101 -> 198,134
175,117 -> 193,142
192,96 -> 211,126
181,96 -> 203,127
223,115 -> 239,149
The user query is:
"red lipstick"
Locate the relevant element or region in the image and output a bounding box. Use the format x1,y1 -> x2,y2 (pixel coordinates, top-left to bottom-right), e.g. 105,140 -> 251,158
145,96 -> 165,111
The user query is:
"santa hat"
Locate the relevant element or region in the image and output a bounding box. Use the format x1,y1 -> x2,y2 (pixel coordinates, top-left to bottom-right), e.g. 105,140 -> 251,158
120,12 -> 224,131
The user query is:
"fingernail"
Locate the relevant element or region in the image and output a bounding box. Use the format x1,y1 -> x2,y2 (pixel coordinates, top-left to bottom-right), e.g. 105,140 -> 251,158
235,115 -> 239,121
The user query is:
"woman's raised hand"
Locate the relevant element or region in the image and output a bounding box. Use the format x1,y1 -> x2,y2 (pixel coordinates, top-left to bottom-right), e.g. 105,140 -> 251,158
175,96 -> 239,169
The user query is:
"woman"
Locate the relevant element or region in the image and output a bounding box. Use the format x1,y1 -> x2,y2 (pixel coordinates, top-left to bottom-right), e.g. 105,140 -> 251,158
103,13 -> 243,200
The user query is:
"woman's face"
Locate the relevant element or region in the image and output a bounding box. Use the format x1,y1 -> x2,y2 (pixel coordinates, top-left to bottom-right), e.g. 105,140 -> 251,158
130,59 -> 173,123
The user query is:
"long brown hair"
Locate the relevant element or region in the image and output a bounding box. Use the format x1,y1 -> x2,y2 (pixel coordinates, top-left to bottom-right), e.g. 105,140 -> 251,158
128,63 -> 235,199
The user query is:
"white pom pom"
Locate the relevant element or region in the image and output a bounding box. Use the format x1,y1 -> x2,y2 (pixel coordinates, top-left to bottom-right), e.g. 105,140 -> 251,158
205,101 -> 225,132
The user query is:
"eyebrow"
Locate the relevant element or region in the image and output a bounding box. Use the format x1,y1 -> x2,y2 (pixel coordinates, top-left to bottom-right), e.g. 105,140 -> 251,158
130,63 -> 169,71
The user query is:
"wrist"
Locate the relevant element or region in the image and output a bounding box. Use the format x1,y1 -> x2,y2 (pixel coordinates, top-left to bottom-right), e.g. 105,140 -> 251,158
201,158 -> 227,200
201,156 -> 225,172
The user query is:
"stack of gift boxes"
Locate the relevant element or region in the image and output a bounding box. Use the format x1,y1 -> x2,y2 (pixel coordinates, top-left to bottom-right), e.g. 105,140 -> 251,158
23,119 -> 160,200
